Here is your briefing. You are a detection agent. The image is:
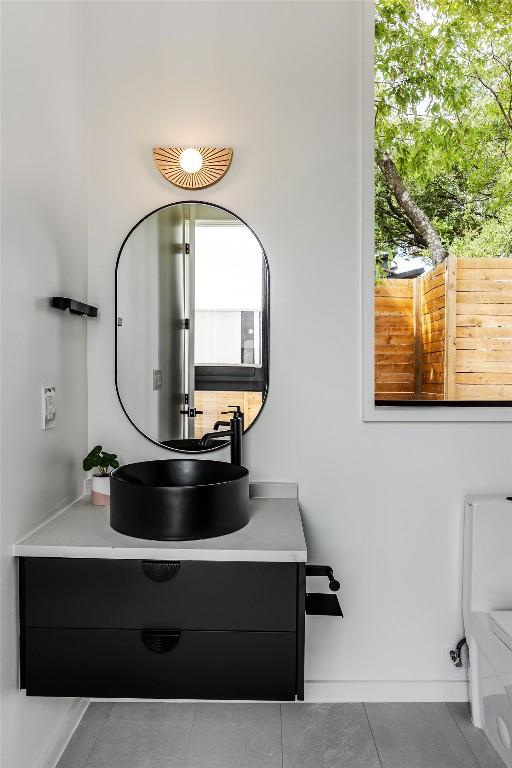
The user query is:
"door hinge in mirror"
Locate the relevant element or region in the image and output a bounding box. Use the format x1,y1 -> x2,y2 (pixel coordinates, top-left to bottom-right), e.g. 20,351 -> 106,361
179,407 -> 203,417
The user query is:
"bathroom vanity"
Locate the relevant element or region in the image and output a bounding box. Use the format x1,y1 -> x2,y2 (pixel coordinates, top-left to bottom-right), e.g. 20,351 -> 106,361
15,484 -> 307,701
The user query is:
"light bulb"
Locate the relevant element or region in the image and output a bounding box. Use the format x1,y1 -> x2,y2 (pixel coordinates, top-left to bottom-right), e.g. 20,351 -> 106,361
179,148 -> 203,173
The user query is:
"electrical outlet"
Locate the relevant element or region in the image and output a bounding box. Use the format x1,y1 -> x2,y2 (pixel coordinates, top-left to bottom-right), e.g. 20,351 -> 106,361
41,387 -> 56,430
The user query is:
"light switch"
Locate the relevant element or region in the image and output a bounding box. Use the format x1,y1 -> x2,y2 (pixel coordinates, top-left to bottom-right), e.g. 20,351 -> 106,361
153,370 -> 162,391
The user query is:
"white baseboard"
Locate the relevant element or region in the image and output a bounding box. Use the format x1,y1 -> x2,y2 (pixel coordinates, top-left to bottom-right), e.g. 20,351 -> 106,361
304,680 -> 470,702
92,680 -> 470,706
37,698 -> 89,768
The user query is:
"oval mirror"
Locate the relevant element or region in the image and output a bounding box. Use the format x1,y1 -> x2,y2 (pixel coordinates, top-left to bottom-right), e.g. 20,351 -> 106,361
115,202 -> 269,452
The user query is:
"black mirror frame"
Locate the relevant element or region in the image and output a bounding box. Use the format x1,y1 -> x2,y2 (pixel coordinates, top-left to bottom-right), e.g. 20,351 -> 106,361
115,200 -> 270,453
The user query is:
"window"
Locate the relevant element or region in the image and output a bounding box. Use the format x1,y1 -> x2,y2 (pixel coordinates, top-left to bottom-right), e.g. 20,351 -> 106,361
364,0 -> 512,420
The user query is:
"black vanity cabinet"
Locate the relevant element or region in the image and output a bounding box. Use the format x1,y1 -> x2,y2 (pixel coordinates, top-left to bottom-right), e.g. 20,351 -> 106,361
19,558 -> 305,701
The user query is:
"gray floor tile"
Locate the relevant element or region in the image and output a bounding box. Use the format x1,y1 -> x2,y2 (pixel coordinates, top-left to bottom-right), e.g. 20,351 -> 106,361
282,702 -> 381,768
57,703 -> 113,768
365,702 -> 481,768
85,702 -> 196,768
447,702 -> 506,768
184,703 -> 282,768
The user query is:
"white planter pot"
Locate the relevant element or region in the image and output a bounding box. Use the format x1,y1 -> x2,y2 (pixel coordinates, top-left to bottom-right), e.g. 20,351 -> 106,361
91,474 -> 110,506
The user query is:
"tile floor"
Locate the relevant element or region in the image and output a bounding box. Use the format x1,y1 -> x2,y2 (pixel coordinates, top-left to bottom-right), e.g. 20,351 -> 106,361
57,701 -> 505,768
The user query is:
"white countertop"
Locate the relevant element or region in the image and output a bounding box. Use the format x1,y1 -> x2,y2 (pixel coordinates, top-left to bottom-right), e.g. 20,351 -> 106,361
14,484 -> 307,562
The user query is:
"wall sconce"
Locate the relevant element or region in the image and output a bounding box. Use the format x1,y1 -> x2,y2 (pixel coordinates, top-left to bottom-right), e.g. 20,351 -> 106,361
152,147 -> 233,190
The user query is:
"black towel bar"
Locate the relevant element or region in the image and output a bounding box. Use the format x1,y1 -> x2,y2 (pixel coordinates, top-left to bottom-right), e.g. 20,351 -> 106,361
305,564 -> 343,617
51,297 -> 98,317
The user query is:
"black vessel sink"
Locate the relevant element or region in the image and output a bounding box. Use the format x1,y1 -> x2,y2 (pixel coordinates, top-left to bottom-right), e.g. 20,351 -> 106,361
109,459 -> 249,541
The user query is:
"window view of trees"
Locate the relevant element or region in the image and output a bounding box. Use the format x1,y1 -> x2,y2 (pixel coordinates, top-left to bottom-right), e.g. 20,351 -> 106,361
374,0 -> 512,403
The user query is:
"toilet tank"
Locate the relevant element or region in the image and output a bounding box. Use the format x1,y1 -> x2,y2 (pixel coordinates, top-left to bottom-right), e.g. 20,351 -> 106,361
463,496 -> 512,621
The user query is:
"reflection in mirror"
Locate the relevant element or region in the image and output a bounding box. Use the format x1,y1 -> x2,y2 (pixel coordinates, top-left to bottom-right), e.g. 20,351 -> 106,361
116,202 -> 269,451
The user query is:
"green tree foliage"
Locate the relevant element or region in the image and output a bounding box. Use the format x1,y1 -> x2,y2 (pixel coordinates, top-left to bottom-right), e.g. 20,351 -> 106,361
453,204 -> 512,259
375,0 -> 512,266
375,167 -> 491,258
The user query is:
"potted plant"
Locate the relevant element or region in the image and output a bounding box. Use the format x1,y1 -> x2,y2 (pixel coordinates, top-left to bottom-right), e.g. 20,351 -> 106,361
83,445 -> 120,506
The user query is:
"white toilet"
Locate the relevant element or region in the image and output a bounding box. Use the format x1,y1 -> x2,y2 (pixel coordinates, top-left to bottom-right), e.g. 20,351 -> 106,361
463,496 -> 512,767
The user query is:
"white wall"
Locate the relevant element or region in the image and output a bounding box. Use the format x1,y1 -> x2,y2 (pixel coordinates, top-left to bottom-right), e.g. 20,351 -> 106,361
0,4 -> 509,757
86,0 -> 512,701
1,3 -> 88,766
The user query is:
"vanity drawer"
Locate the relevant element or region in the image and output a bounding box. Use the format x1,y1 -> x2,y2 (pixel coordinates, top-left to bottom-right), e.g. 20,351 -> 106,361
21,558 -> 297,631
24,628 -> 297,700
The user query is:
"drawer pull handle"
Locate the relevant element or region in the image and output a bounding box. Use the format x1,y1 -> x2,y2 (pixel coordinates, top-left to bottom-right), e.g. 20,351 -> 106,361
141,562 -> 180,582
141,631 -> 180,653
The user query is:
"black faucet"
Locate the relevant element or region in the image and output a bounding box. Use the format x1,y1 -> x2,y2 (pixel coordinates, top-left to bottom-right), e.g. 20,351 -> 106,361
199,406 -> 244,465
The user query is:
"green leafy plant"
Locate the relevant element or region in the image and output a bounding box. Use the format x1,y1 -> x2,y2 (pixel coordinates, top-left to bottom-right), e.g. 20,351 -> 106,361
374,249 -> 395,284
83,445 -> 119,476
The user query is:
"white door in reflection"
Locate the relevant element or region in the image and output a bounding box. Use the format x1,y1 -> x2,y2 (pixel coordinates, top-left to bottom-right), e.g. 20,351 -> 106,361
194,224 -> 263,367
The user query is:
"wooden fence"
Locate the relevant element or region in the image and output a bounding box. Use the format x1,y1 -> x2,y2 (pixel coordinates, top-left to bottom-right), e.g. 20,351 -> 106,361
419,262 -> 447,400
375,257 -> 512,400
375,279 -> 415,400
194,391 -> 263,438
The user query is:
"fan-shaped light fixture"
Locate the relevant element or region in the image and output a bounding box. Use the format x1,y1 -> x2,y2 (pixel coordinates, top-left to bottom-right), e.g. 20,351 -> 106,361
152,147 -> 233,190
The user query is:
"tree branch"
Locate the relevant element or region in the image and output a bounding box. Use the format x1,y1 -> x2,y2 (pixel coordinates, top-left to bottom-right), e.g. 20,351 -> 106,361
474,72 -> 512,130
385,194 -> 429,248
377,152 -> 448,264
